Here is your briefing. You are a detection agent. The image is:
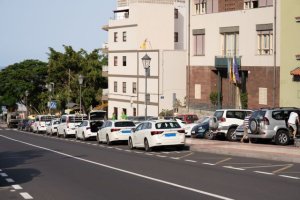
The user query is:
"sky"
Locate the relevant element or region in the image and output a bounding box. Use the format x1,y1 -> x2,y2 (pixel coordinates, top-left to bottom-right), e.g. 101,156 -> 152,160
0,0 -> 116,68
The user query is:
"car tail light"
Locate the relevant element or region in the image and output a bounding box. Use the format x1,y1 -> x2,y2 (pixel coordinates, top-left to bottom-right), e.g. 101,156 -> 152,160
111,128 -> 121,132
220,117 -> 226,122
263,117 -> 270,125
177,129 -> 185,133
151,131 -> 164,136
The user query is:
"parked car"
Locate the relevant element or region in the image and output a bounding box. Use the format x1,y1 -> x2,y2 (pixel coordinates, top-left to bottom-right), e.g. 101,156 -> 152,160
175,118 -> 197,137
176,114 -> 199,124
248,107 -> 300,145
17,119 -> 29,130
76,120 -> 104,140
233,123 -> 251,141
8,119 -> 21,128
213,109 -> 252,141
128,120 -> 185,151
46,119 -> 60,136
32,115 -> 55,134
97,120 -> 136,145
191,116 -> 219,139
57,114 -> 88,138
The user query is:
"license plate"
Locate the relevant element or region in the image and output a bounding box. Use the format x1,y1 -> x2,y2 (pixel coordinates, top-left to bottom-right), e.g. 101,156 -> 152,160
165,133 -> 176,137
121,130 -> 131,134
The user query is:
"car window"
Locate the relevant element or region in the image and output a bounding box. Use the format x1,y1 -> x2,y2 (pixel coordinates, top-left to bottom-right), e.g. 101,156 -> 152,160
272,111 -> 285,120
251,110 -> 266,120
115,121 -> 135,127
69,116 -> 88,123
233,111 -> 246,120
41,116 -> 53,122
136,123 -> 144,131
155,122 -> 181,129
214,111 -> 224,120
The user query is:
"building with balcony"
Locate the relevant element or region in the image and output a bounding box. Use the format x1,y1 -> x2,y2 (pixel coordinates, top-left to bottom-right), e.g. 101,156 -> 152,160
105,0 -> 187,119
188,0 -> 279,109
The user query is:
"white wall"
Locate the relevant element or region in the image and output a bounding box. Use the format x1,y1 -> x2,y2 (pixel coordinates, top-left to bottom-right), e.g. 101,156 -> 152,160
190,6 -> 280,67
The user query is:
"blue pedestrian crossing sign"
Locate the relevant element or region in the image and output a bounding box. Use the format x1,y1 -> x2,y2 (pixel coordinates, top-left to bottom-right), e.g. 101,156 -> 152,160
49,101 -> 57,109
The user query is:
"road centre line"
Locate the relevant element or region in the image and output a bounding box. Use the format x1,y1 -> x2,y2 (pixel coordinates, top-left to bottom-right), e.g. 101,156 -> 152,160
185,160 -> 197,163
202,163 -> 216,166
20,192 -> 33,199
0,134 -> 234,200
279,175 -> 300,180
254,171 -> 273,175
223,166 -> 245,171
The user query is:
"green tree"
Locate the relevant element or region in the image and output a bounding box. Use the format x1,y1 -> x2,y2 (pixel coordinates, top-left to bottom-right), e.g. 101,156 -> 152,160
0,60 -> 48,113
47,45 -> 108,113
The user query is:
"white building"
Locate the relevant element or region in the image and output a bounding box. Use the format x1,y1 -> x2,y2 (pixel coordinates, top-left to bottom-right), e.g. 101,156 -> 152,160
105,0 -> 187,119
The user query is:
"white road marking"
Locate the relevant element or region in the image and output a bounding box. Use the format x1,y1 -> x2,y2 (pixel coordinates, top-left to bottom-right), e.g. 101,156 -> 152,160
115,148 -> 123,151
242,164 -> 292,169
0,135 -> 234,200
20,192 -> 33,199
92,144 -> 97,146
6,178 -> 15,183
134,151 -> 143,154
146,153 -> 154,156
185,160 -> 197,163
12,185 -> 23,190
215,158 -> 232,165
0,169 -> 2,171
170,157 -> 180,160
0,173 -> 8,177
125,150 -> 132,152
156,155 -> 167,158
223,166 -> 245,171
203,163 -> 216,166
107,147 -> 113,149
279,175 -> 300,180
254,171 -> 273,175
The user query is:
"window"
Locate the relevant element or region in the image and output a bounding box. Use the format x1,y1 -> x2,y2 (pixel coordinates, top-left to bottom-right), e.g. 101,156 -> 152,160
122,82 -> 126,93
174,32 -> 179,43
195,0 -> 207,14
259,87 -> 267,105
132,82 -> 137,94
195,84 -> 201,99
114,56 -> 118,66
174,8 -> 178,19
244,0 -> 258,9
123,31 -> 127,42
122,56 -> 127,66
257,30 -> 273,55
133,108 -> 137,116
193,32 -> 205,56
114,81 -> 117,92
221,32 -> 239,56
114,32 -> 118,42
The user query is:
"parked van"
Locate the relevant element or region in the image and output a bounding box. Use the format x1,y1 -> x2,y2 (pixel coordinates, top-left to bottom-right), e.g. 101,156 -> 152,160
32,115 -> 55,133
57,114 -> 87,138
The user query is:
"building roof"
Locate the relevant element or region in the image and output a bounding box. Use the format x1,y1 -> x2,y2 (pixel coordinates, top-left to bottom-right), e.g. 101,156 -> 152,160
290,67 -> 300,76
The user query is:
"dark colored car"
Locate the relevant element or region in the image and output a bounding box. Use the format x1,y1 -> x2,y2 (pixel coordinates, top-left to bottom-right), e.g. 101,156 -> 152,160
25,119 -> 35,132
17,119 -> 29,130
191,116 -> 218,139
8,119 -> 21,128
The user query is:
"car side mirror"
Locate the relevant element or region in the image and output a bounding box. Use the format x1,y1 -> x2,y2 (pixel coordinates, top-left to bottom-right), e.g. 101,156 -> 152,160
131,128 -> 136,132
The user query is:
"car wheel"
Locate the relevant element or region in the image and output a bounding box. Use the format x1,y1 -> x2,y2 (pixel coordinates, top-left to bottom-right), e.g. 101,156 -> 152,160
144,139 -> 152,152
226,128 -> 236,141
106,135 -> 111,145
275,130 -> 290,145
128,137 -> 134,150
204,130 -> 214,140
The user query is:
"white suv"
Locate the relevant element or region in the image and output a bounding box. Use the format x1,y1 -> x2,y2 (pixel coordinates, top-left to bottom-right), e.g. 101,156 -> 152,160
213,109 -> 252,141
57,114 -> 87,138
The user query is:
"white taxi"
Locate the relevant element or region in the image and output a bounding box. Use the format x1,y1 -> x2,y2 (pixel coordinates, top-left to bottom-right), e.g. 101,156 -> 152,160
128,120 -> 185,152
97,120 -> 136,145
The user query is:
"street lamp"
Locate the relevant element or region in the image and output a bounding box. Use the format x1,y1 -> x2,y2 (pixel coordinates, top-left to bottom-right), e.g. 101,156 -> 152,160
141,54 -> 151,120
78,74 -> 84,114
25,90 -> 29,118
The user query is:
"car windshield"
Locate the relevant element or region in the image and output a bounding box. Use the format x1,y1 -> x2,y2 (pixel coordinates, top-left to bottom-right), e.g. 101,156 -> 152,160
155,122 -> 181,129
199,117 -> 210,124
115,121 -> 135,127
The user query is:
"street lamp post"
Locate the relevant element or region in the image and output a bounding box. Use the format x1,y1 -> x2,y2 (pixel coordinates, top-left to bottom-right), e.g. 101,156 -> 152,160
25,90 -> 29,118
78,74 -> 84,114
46,83 -> 54,115
141,54 -> 151,120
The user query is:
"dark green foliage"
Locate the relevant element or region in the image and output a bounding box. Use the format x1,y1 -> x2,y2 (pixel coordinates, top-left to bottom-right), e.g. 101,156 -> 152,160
240,92 -> 248,109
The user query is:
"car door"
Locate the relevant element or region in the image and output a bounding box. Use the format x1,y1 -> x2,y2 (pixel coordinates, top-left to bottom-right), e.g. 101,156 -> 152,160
100,121 -> 109,141
133,123 -> 145,147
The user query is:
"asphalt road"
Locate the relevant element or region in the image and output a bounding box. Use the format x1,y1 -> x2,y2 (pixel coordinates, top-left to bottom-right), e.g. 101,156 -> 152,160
0,128 -> 300,200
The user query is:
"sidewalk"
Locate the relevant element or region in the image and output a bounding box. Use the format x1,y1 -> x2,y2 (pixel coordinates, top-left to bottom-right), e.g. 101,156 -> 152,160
186,138 -> 300,164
